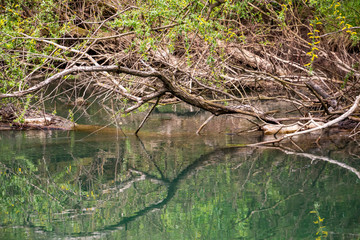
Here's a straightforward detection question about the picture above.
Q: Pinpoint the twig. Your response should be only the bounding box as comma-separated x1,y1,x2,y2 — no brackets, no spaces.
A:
196,114,215,135
319,26,360,38
135,96,161,135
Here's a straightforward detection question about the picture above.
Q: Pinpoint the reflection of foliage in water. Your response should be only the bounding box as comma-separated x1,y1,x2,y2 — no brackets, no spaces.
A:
0,131,360,239
0,156,64,230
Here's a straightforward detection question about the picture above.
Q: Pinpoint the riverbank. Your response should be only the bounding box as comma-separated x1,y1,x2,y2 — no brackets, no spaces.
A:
0,104,74,131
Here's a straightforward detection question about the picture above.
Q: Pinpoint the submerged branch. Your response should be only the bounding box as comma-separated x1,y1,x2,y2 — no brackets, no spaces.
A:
135,96,162,135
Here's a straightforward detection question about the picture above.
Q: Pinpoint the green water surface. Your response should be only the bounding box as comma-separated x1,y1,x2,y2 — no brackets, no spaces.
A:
0,110,360,239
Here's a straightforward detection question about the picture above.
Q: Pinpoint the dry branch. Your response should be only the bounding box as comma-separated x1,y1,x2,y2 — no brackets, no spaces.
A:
249,94,360,146
0,65,119,99
135,96,162,135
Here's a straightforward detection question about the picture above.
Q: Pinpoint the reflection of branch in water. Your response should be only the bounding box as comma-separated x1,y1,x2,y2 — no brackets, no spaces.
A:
101,168,170,194
136,136,166,180
102,174,146,194
328,232,360,239
103,149,229,228
69,147,234,238
236,147,360,224
237,191,303,223
241,156,257,190
282,150,360,180
128,168,170,186
258,145,360,180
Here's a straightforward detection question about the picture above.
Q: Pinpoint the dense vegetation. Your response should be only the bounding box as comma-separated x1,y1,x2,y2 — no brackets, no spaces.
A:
0,0,359,137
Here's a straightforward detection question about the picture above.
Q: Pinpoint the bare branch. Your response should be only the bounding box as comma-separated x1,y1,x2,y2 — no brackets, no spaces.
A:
135,96,162,135
0,65,118,99
248,95,360,146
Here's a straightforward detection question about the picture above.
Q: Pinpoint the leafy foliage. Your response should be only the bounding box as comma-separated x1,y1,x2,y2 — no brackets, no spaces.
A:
0,0,359,131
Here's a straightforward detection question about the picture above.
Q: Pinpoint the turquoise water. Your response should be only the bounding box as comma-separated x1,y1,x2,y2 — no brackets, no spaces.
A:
0,110,360,239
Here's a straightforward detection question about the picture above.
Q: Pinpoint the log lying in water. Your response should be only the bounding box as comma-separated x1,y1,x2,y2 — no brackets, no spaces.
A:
23,117,52,124
261,121,324,135
0,103,75,130
0,115,75,131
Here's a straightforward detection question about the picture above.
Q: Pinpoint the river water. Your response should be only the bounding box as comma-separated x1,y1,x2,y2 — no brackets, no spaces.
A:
0,104,359,239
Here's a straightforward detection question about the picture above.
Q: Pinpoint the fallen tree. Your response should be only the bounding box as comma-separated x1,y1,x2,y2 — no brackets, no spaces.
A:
0,0,360,140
